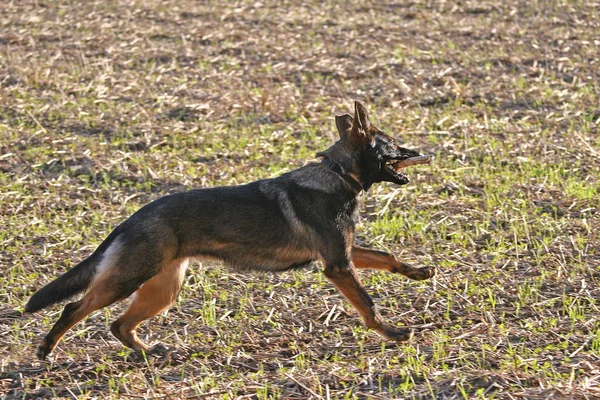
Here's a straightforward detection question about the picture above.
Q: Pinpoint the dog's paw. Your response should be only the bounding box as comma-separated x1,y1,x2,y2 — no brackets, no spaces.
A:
409,265,436,280
379,324,414,342
36,337,53,360
394,264,436,281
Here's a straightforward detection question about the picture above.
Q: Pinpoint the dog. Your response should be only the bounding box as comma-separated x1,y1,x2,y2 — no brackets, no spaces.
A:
26,101,434,360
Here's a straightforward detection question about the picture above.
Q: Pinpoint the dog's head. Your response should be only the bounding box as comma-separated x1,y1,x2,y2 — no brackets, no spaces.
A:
333,101,429,191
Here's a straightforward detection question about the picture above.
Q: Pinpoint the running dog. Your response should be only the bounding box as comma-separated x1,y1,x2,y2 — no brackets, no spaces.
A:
26,101,433,359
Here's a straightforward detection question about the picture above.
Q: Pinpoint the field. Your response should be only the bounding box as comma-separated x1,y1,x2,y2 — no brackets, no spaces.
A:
1,0,599,398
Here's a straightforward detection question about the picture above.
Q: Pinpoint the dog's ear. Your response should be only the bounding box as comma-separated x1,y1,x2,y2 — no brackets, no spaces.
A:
335,114,353,137
354,101,372,131
349,101,373,146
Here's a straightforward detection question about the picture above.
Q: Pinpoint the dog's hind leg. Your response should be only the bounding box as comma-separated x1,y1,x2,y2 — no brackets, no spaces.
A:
323,262,413,343
110,258,188,353
35,275,140,360
351,245,435,281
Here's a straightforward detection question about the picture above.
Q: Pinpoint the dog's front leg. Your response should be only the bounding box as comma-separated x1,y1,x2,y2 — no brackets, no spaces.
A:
351,245,435,281
323,263,413,342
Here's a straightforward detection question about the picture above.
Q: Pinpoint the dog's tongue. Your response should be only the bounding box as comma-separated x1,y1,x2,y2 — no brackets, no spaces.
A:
392,155,431,171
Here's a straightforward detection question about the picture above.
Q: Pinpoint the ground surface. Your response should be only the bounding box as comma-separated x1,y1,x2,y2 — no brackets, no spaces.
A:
1,0,599,399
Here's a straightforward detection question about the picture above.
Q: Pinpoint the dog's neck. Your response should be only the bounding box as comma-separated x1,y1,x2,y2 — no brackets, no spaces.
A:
320,157,364,194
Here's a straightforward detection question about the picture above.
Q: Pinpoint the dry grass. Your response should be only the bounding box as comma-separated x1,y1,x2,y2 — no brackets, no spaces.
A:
1,0,599,399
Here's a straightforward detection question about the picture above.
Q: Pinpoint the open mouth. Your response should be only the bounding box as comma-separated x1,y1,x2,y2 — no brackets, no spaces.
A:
384,155,431,182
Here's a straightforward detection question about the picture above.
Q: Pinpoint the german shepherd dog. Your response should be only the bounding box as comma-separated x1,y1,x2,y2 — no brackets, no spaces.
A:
26,101,434,360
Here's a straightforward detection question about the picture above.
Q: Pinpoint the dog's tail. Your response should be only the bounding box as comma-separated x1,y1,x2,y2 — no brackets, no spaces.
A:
25,253,101,313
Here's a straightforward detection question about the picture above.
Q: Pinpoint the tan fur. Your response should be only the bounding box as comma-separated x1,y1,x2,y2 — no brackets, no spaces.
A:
323,262,412,342
110,258,188,351
352,245,397,271
352,245,435,280
36,274,129,359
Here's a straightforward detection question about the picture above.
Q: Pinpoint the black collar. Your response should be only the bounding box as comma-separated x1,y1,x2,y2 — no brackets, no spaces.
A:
321,157,364,194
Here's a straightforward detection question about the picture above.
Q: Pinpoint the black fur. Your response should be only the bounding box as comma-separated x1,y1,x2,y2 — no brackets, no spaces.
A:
116,163,357,273
25,254,98,313
25,227,126,313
